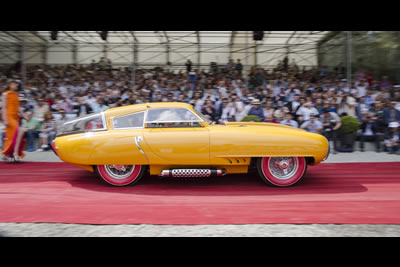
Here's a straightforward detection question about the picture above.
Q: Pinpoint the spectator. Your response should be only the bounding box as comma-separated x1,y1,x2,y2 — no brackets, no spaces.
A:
274,105,289,122
338,92,357,118
225,59,234,73
264,113,279,124
76,96,93,117
235,59,243,78
185,59,192,73
356,80,368,98
321,108,341,153
380,75,392,89
106,59,112,71
33,98,50,122
22,110,42,152
359,111,382,152
55,110,68,132
334,62,345,78
37,111,56,152
201,99,217,122
248,99,265,122
92,97,109,113
300,114,323,134
383,101,400,126
217,98,235,124
296,101,319,121
232,94,245,121
285,84,301,103
384,122,400,154
280,112,298,128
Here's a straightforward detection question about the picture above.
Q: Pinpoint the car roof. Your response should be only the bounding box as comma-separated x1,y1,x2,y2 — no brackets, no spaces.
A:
104,102,195,117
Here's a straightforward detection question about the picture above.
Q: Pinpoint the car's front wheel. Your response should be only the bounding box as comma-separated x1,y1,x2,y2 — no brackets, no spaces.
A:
95,165,146,186
257,157,307,187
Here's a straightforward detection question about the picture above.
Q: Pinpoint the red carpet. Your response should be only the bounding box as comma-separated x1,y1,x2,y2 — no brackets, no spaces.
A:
0,161,400,225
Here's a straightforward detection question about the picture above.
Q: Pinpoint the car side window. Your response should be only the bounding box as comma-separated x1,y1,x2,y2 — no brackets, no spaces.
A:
113,111,145,129
145,108,203,128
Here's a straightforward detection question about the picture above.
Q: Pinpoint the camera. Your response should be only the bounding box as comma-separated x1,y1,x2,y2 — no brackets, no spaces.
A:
324,119,337,132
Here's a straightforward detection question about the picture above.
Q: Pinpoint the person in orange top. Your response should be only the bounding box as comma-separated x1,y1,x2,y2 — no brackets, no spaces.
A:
1,80,26,162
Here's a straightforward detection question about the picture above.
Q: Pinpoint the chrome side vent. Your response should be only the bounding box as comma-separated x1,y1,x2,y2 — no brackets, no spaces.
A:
160,169,226,178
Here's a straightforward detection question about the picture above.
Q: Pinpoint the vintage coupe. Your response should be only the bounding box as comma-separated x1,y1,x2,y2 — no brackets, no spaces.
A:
52,102,329,187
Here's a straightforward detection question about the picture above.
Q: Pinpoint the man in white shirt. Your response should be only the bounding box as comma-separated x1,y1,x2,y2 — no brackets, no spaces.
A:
285,84,301,102
273,80,283,97
291,94,301,113
296,101,319,121
356,80,368,98
217,98,235,124
217,81,227,97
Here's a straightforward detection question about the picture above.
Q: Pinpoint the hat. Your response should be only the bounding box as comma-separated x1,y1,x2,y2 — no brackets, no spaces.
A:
389,122,399,128
251,99,261,105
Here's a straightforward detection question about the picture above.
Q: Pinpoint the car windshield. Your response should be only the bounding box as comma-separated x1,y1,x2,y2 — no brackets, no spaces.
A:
146,108,200,122
193,108,211,125
144,107,207,128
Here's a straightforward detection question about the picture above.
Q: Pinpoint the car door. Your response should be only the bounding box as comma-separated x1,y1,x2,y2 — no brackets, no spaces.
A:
142,108,210,165
89,111,149,165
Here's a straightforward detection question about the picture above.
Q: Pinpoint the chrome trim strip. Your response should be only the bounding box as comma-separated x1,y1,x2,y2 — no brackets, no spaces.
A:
159,169,226,177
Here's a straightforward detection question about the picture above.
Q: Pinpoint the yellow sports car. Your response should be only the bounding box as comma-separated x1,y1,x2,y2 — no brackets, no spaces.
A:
51,102,329,187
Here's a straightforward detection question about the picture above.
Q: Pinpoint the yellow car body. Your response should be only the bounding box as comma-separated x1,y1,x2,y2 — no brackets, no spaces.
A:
53,102,329,186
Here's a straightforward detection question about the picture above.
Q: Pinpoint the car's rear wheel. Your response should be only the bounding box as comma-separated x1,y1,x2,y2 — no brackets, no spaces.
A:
95,165,146,186
256,157,307,187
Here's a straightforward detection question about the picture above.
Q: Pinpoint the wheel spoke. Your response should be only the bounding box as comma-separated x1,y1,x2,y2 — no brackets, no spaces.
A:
105,165,135,180
268,157,298,180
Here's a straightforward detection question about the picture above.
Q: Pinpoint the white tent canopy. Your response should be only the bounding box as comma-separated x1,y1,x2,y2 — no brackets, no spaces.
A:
0,31,327,69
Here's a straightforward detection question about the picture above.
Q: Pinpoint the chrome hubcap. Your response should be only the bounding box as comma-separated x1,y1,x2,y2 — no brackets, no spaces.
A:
268,157,299,180
104,165,135,180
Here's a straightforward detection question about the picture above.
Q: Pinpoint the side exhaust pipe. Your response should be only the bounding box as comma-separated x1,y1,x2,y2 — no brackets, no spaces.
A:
160,168,226,178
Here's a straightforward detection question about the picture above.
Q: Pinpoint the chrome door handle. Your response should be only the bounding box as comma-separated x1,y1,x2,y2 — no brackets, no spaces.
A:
134,136,148,162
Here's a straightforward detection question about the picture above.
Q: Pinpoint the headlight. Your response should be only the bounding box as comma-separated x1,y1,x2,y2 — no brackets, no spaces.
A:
323,145,330,161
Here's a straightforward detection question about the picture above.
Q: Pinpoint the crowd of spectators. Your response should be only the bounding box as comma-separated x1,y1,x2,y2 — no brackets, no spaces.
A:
1,56,400,154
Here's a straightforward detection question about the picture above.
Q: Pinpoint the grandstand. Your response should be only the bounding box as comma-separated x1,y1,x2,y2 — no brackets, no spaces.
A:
1,31,400,154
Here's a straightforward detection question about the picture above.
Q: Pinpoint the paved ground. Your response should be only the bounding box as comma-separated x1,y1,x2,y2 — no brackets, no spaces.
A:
6,149,399,164
2,223,400,237
1,150,399,237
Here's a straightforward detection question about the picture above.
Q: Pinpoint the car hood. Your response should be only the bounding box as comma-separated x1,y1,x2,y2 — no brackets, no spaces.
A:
223,122,306,132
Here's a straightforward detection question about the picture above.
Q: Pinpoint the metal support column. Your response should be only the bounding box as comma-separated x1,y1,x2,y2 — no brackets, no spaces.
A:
103,43,108,59
132,39,138,91
346,31,352,88
255,41,258,66
20,32,26,90
196,31,201,70
42,44,47,65
245,31,249,86
72,43,78,65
